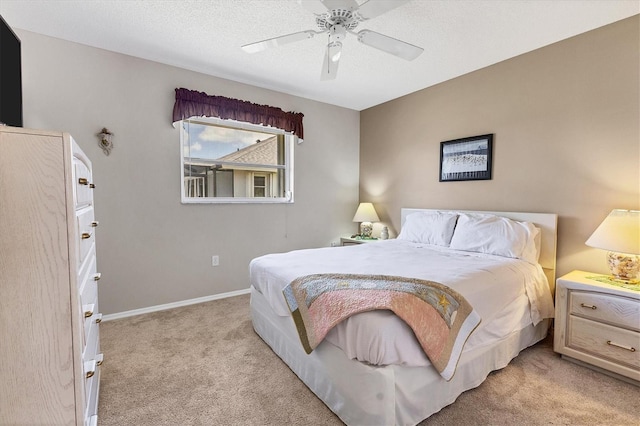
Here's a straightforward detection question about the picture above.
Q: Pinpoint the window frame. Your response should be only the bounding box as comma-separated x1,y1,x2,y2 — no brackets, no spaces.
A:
180,117,295,204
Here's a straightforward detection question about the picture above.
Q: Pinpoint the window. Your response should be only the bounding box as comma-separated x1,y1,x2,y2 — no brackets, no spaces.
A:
180,117,294,203
253,174,267,197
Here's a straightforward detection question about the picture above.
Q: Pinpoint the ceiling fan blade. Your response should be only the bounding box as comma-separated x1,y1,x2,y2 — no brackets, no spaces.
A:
241,30,317,53
320,42,342,80
322,0,359,10
355,0,410,20
356,29,423,60
297,0,328,15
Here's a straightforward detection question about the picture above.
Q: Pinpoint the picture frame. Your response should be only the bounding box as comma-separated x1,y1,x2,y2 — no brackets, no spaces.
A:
439,134,494,182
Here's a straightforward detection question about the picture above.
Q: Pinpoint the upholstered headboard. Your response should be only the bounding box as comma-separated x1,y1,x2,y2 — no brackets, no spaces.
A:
401,208,558,292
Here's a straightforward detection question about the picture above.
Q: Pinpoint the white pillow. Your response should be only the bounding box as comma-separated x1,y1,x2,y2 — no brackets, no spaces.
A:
397,211,459,246
449,213,540,263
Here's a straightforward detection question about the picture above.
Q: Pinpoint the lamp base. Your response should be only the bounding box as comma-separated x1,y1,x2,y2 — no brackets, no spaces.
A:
607,251,639,280
360,222,373,238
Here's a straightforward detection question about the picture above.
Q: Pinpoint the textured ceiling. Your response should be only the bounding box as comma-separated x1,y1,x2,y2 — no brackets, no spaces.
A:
1,0,638,111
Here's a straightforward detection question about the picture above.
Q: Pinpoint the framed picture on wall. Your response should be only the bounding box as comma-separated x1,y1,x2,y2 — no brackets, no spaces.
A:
439,134,494,182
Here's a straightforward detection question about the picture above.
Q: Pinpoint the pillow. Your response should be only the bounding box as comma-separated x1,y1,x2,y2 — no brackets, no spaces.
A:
449,213,540,263
397,211,459,246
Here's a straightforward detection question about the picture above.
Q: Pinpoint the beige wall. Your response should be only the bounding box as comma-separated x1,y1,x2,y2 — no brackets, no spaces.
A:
360,16,639,279
17,30,360,315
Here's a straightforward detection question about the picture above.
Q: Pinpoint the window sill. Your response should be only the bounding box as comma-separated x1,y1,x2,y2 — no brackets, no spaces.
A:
181,197,294,204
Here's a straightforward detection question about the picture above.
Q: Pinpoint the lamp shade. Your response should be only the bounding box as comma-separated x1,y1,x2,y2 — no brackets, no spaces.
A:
585,209,640,255
352,202,380,223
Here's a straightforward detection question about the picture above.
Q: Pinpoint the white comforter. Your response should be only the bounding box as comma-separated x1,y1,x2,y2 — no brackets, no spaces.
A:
249,239,554,367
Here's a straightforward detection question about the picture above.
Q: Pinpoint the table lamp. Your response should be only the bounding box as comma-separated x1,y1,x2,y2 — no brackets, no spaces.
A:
352,202,379,238
585,209,640,280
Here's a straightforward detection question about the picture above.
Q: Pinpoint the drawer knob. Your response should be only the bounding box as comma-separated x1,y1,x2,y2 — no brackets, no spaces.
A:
91,221,99,228
84,359,96,379
89,183,95,189
94,272,102,281
83,303,95,318
606,340,636,352
81,232,91,240
96,353,104,367
580,303,597,310
78,177,89,185
95,313,103,324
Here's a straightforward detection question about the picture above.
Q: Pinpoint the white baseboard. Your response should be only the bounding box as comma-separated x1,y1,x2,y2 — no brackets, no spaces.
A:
101,288,251,322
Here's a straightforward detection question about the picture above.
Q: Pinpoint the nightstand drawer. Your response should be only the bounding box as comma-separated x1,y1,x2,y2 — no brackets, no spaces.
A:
570,291,640,331
568,316,640,369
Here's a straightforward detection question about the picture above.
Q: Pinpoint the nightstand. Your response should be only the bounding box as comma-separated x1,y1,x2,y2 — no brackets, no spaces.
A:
340,236,380,246
554,270,640,384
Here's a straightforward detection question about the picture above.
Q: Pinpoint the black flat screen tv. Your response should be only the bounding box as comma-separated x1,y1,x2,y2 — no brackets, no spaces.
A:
0,14,23,127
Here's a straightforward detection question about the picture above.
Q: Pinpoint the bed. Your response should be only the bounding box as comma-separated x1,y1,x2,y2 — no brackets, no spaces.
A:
249,209,557,425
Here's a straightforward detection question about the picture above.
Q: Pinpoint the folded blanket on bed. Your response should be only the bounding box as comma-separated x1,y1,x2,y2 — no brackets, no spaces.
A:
282,273,481,381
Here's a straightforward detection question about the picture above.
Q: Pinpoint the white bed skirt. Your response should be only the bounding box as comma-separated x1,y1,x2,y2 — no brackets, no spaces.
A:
250,286,549,426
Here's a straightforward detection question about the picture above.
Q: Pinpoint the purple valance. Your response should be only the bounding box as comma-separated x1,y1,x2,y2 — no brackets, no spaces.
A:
172,88,304,139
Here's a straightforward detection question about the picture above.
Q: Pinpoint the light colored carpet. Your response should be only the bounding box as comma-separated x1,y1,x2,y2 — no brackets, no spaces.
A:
98,294,639,425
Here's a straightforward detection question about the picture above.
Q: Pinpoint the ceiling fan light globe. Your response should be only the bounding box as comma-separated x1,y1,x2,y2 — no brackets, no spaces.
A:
329,24,347,42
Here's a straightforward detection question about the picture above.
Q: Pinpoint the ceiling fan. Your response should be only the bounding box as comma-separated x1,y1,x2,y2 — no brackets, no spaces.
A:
241,0,424,80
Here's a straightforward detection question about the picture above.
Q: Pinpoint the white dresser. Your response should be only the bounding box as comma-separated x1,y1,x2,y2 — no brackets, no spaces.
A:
554,270,639,384
0,127,102,425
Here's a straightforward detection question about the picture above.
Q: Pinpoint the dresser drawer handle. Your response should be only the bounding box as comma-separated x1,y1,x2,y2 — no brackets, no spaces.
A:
94,272,102,281
83,304,95,318
84,359,96,379
78,177,89,185
81,232,91,240
606,340,636,352
96,353,104,367
95,313,103,324
580,303,597,310
89,183,95,189
91,221,99,228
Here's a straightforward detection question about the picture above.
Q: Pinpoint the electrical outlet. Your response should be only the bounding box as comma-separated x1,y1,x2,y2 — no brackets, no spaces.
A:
211,255,219,266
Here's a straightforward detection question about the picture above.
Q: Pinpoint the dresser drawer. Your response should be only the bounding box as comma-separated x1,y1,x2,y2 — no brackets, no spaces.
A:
79,315,101,359
85,363,101,421
570,291,640,331
74,157,93,208
81,294,98,344
83,305,100,362
567,315,640,369
77,207,96,268
79,253,98,306
78,244,95,285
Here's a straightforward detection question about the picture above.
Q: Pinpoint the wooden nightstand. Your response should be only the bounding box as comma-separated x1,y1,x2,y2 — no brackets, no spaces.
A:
554,270,640,384
340,236,380,246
